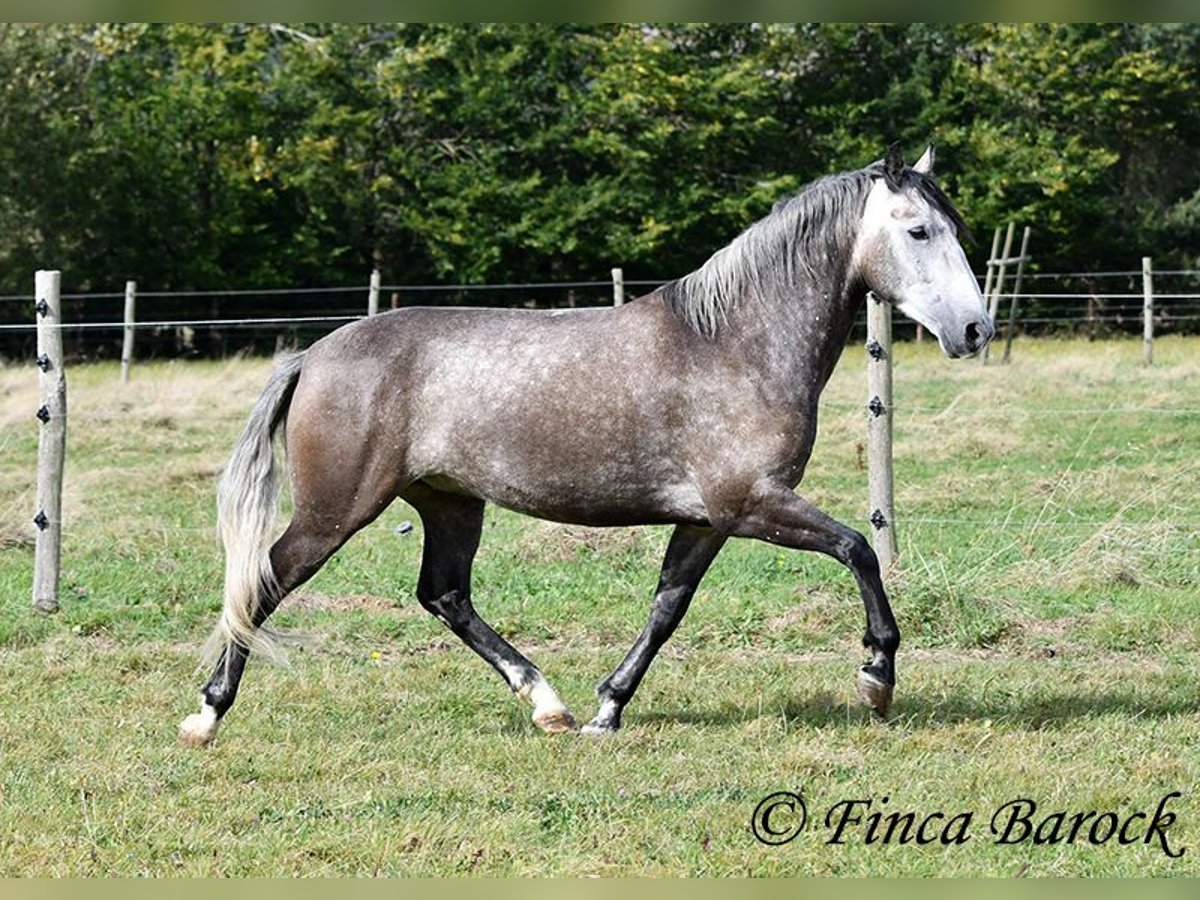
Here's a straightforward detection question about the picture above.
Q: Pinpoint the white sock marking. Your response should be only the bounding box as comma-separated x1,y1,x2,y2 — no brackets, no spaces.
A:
179,700,221,745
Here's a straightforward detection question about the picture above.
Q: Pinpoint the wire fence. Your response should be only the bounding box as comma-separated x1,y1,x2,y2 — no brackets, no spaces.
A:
4,265,1200,611
2,395,1196,543
2,267,1200,358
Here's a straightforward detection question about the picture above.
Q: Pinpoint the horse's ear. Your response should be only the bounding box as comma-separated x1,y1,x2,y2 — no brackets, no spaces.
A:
884,142,905,190
913,143,935,175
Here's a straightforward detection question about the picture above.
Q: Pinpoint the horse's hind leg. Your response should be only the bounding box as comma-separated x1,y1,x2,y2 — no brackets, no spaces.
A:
407,485,576,733
178,515,369,746
583,525,726,734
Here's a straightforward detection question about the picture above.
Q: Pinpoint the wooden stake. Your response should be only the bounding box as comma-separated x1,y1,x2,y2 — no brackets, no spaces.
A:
1001,227,1031,364
1143,257,1154,366
612,267,625,306
34,270,66,614
120,280,136,384
368,268,380,317
866,294,897,572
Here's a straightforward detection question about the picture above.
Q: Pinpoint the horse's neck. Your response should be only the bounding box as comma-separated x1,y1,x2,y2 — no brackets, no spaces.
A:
728,273,864,405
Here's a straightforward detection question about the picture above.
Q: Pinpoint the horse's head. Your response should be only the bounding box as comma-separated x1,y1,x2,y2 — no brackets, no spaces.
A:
853,144,994,358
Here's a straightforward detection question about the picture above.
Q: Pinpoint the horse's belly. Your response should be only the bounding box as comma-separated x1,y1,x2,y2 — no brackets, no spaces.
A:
416,466,710,528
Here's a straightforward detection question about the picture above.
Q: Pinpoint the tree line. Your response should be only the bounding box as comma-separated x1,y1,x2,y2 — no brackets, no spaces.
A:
2,23,1198,298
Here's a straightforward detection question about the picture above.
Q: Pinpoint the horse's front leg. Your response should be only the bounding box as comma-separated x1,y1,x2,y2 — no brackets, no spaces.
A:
730,480,899,717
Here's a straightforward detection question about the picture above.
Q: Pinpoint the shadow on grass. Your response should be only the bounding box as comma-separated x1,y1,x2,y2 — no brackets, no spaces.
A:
635,682,1200,732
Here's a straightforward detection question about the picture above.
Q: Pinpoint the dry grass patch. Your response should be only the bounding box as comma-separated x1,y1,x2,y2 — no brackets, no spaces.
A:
513,521,647,563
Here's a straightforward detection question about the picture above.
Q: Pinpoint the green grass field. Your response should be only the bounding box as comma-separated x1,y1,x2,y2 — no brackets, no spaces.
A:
1,335,1197,876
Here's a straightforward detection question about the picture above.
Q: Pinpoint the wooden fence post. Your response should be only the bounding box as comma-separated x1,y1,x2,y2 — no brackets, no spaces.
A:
1142,257,1154,366
981,222,1015,364
120,279,136,384
33,270,66,614
866,293,897,572
612,267,625,306
1001,226,1032,364
367,268,380,317
980,227,1001,321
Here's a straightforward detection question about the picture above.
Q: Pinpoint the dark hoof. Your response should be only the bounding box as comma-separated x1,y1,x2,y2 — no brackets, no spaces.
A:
856,668,894,718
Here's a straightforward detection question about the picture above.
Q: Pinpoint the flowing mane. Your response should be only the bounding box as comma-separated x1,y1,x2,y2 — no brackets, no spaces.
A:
661,162,970,337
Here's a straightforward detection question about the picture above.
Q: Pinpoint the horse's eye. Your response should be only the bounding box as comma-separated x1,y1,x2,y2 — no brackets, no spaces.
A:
908,226,930,241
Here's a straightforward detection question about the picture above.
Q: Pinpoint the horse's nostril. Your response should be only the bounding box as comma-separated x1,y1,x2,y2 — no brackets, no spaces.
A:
965,322,981,347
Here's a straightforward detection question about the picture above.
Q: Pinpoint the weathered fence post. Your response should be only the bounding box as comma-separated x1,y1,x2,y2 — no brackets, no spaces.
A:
34,270,66,614
612,267,625,306
1001,226,1032,364
981,222,1015,364
1085,294,1099,341
1142,257,1154,366
980,227,1002,322
866,292,897,572
367,268,380,317
120,279,136,384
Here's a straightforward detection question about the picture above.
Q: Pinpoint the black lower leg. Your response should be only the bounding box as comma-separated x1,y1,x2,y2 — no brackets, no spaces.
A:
419,586,541,689
198,573,287,716
588,526,724,732
843,535,900,687
731,483,901,715
201,645,247,716
411,489,550,697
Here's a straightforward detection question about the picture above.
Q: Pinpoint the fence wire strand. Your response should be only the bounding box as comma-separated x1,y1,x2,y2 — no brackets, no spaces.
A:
6,269,1200,577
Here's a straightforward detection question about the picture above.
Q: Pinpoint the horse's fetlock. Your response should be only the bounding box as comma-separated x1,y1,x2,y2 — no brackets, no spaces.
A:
876,626,900,655
202,684,234,717
863,625,899,656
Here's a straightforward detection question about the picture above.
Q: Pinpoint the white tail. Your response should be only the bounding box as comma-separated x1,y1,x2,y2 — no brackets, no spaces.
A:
202,352,306,669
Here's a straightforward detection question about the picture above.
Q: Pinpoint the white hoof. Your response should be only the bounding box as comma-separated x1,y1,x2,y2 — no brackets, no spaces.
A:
533,708,579,734
856,669,894,718
580,699,621,735
178,703,220,747
516,676,578,734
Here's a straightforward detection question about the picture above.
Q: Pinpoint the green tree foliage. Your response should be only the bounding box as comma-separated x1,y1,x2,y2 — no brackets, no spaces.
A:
942,24,1200,265
1,23,1197,295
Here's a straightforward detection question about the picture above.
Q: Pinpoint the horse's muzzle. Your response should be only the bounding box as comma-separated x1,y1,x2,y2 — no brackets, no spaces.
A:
949,316,995,358
965,318,995,353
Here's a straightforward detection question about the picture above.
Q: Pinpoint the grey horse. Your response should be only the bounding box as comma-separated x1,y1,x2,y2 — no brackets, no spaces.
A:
181,144,993,746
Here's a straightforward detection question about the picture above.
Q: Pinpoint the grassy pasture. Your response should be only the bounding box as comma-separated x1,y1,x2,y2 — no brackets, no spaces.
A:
0,335,1197,876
